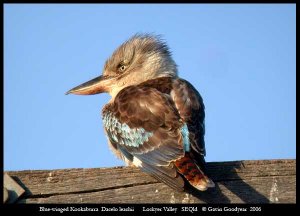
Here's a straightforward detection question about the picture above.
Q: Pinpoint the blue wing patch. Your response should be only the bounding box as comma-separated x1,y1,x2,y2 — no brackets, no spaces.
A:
103,112,190,152
181,123,190,152
103,112,153,147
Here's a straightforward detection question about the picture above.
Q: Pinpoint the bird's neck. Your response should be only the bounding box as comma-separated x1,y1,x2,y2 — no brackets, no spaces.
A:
109,86,126,100
108,75,176,104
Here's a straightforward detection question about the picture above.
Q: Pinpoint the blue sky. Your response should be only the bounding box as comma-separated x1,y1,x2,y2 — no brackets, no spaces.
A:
4,4,296,171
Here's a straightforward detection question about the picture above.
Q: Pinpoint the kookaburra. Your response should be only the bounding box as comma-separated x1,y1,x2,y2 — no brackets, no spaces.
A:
66,34,215,191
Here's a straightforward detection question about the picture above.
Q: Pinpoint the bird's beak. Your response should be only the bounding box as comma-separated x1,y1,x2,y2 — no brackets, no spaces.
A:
65,75,111,95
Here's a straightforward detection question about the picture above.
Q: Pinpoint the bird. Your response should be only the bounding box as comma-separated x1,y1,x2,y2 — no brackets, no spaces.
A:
66,33,215,192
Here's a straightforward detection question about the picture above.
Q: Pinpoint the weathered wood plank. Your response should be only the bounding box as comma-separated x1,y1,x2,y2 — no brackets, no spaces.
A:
5,159,295,204
22,176,295,204
8,167,156,197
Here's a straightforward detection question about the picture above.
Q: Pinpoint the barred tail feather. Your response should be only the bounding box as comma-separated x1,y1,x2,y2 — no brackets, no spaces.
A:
174,154,215,191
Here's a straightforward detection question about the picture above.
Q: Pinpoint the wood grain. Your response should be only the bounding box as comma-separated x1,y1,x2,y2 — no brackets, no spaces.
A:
5,159,295,204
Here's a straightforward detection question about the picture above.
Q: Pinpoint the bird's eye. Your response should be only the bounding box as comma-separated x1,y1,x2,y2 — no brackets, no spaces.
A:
119,65,126,71
117,63,128,73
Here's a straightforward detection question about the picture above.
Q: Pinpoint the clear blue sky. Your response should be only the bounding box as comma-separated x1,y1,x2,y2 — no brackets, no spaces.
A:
4,4,296,171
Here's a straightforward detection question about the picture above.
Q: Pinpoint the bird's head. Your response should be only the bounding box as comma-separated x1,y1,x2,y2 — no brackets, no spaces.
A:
66,34,178,98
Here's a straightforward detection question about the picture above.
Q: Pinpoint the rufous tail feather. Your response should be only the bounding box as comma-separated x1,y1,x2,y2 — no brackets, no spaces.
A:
174,154,215,191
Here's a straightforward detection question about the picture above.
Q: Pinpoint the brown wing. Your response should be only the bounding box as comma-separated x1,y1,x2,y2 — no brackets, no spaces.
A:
170,79,215,191
171,78,206,166
103,85,186,190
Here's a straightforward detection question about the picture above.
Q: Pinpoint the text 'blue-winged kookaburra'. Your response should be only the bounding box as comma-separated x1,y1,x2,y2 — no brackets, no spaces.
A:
66,34,215,192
